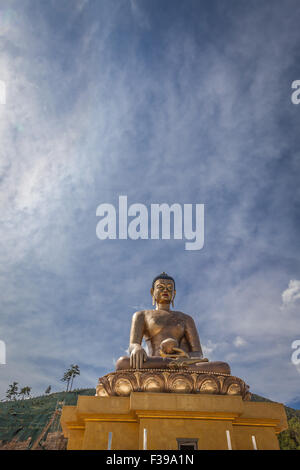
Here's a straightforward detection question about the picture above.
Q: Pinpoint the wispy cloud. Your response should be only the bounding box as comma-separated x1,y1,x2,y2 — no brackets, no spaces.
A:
282,280,300,308
130,0,150,29
0,0,300,405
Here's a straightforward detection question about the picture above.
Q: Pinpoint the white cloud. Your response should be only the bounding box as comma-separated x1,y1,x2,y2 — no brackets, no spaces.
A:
202,340,219,357
282,280,300,308
233,336,247,348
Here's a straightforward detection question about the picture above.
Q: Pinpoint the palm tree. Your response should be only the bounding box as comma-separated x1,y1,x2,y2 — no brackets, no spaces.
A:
6,382,19,400
61,365,80,392
19,386,31,400
69,365,80,391
61,370,72,392
19,387,26,400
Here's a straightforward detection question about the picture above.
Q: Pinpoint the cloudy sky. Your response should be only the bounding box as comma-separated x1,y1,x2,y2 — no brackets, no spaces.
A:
0,0,300,407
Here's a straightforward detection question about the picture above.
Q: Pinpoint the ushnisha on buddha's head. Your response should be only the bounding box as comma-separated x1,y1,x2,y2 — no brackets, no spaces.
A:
150,272,176,309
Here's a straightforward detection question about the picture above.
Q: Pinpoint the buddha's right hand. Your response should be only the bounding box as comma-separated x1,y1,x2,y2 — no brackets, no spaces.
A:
130,345,147,369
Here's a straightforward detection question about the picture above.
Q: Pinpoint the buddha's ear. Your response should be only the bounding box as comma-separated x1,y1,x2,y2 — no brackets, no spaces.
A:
150,288,155,306
173,290,176,299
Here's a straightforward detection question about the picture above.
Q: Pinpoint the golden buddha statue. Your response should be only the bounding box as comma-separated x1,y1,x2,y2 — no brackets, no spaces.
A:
116,272,230,375
97,273,250,398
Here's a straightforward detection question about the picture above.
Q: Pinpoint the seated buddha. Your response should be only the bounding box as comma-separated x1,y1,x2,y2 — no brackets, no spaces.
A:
116,272,230,374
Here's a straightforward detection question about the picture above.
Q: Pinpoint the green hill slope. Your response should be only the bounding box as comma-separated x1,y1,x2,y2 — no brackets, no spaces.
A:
0,388,96,448
0,390,299,450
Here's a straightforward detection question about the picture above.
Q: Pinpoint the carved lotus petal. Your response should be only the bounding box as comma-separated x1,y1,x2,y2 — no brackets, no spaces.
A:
114,378,133,396
199,379,218,394
227,383,241,395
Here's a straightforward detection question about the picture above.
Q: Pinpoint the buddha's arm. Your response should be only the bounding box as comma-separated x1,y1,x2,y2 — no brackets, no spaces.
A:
129,311,148,368
184,315,204,358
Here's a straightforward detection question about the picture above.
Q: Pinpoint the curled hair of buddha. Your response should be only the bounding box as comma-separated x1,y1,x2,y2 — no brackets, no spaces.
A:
152,272,175,290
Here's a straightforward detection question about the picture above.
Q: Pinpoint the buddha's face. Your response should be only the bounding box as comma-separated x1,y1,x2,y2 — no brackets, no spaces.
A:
151,279,176,305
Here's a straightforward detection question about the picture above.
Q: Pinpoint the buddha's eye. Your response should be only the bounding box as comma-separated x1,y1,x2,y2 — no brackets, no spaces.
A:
156,284,173,291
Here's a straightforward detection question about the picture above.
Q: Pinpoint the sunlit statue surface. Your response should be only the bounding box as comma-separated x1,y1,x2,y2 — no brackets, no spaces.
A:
96,273,250,398
116,272,230,374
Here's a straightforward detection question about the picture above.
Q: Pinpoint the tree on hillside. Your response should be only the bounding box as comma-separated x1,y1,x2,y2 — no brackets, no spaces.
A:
69,364,80,391
19,386,32,400
61,370,72,392
45,385,51,394
279,416,300,450
6,382,19,400
61,365,80,392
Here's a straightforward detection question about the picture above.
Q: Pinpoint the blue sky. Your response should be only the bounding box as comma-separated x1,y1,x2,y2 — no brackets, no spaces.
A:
0,0,300,407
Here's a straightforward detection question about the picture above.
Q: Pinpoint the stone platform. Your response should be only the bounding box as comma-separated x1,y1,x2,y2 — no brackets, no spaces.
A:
96,369,251,400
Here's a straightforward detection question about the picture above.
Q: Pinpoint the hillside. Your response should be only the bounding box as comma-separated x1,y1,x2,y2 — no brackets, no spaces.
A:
0,390,299,450
0,388,96,450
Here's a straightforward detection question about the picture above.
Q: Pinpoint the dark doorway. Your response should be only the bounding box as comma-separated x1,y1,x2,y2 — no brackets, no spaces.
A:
177,438,198,450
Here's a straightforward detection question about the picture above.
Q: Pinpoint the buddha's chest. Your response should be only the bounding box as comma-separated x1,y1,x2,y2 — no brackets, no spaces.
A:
145,312,185,338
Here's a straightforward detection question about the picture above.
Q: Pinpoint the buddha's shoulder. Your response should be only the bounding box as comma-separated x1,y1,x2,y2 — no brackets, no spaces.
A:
134,309,158,316
132,309,154,319
132,309,146,318
132,309,165,318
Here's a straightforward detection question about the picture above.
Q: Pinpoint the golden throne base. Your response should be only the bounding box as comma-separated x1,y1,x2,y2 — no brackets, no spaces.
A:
96,369,251,400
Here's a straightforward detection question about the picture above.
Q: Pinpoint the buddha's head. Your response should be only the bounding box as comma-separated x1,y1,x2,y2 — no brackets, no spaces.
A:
150,272,176,307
